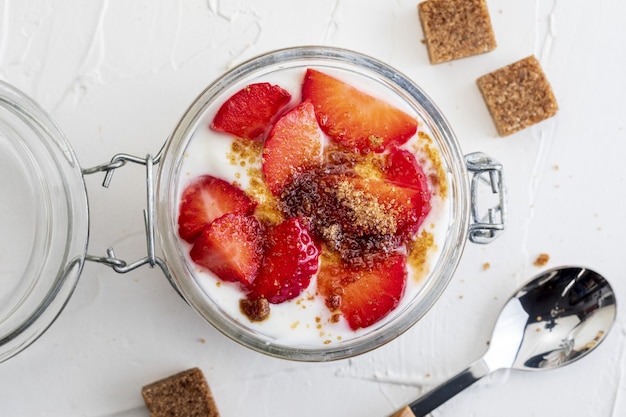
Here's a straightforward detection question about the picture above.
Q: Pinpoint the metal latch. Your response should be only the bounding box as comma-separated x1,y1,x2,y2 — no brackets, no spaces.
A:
465,152,506,244
82,152,173,282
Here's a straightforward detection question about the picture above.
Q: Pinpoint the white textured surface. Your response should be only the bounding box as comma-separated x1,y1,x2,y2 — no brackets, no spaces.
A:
1,1,626,416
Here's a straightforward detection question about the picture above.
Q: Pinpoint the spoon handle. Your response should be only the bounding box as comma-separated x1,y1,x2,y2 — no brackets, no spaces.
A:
390,358,491,417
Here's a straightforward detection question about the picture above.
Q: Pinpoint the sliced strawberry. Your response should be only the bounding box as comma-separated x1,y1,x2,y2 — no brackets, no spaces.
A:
317,253,407,330
383,146,431,194
210,82,291,140
379,146,432,232
178,175,257,243
302,68,417,154
262,100,323,196
384,148,431,233
347,176,430,239
248,217,320,304
190,213,264,287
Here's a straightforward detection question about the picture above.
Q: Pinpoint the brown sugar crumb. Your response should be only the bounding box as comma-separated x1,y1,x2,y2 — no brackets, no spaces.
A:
418,0,497,64
247,168,283,226
325,294,342,311
141,368,220,417
533,253,550,267
416,132,448,199
228,140,285,224
240,297,271,322
228,139,262,166
407,230,435,280
477,56,558,136
335,179,398,235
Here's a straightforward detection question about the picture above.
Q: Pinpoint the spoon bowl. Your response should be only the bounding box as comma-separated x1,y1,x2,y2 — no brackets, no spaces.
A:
391,266,616,417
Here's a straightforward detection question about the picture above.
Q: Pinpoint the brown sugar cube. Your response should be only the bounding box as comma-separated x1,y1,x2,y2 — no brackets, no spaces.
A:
141,368,220,417
477,56,559,136
418,0,497,64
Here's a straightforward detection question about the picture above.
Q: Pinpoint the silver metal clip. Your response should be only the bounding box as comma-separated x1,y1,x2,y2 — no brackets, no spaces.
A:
83,153,173,282
465,152,506,244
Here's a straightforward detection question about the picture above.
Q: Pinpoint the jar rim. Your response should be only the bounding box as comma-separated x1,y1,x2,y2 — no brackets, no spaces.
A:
156,46,471,361
0,80,89,363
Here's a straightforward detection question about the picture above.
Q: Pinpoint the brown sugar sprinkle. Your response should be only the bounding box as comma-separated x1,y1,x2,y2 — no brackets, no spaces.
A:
141,368,220,417
477,56,558,136
353,153,386,180
415,132,448,199
326,293,342,311
240,297,271,322
227,137,284,224
534,253,550,267
407,229,435,281
229,138,262,163
418,0,497,64
335,179,398,235
280,169,404,264
246,160,284,225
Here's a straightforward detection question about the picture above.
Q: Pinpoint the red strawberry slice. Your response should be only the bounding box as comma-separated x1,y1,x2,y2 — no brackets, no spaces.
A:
383,145,431,194
318,253,407,330
190,213,264,288
329,174,428,238
210,82,292,140
178,175,257,243
248,217,320,304
262,100,323,196
379,146,432,232
348,176,430,239
302,68,417,154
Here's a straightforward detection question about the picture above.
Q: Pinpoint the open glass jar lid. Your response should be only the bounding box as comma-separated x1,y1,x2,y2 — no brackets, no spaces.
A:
0,80,89,362
0,46,505,363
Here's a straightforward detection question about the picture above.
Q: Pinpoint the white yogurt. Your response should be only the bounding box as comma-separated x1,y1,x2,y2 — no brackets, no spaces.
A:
176,66,451,347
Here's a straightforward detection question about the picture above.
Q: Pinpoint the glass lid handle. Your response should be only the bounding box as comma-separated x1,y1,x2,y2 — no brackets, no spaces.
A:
82,152,174,284
465,152,506,244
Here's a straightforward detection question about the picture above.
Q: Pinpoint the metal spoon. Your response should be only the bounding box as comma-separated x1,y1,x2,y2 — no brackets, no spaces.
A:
390,266,617,417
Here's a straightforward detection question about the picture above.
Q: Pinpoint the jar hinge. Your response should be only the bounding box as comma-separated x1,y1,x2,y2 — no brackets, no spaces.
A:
82,152,175,286
465,152,506,244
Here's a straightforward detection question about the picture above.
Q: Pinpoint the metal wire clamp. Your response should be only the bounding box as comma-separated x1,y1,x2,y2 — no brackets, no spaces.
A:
465,152,506,244
82,152,173,282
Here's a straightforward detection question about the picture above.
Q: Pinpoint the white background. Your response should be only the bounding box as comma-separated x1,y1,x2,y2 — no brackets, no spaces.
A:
1,1,626,416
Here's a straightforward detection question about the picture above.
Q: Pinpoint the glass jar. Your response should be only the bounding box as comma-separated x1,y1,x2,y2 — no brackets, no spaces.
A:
156,46,505,361
0,46,505,363
0,80,89,362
